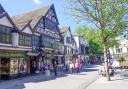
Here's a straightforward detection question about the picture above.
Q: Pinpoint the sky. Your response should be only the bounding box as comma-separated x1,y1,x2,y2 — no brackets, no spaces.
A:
0,0,83,32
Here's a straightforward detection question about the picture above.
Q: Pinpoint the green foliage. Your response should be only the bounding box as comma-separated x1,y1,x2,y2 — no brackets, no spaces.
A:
75,27,103,55
67,0,128,45
67,0,128,80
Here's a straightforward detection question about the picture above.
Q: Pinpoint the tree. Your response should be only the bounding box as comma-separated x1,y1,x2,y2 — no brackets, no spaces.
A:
67,0,128,81
75,27,103,55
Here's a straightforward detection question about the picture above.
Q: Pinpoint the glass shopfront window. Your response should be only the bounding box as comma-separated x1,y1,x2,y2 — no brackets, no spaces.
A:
0,51,27,79
1,58,10,74
19,58,26,73
10,58,18,74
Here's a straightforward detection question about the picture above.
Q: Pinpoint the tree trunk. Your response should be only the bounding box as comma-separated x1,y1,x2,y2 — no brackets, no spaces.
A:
103,45,111,81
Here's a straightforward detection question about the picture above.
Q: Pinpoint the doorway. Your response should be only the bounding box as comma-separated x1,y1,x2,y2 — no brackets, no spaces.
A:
30,57,38,74
1,58,10,80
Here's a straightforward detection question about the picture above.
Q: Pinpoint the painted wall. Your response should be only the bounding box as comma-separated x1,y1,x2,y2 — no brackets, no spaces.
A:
23,26,32,34
64,30,73,47
0,16,13,27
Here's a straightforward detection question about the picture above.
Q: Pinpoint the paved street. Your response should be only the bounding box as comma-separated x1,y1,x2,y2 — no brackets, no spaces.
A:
0,65,99,89
86,69,128,89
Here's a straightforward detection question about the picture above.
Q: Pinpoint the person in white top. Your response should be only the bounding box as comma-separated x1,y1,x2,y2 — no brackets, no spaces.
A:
69,61,74,74
98,63,106,76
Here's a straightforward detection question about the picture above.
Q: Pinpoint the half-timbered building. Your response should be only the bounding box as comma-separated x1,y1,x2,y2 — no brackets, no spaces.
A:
60,27,77,65
12,4,64,73
0,4,29,80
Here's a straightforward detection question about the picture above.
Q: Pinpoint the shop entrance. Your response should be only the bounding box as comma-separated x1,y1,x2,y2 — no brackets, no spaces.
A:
1,58,10,80
30,57,38,74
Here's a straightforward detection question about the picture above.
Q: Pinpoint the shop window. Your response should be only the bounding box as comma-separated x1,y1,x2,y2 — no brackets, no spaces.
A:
10,58,18,74
19,58,26,73
1,58,10,74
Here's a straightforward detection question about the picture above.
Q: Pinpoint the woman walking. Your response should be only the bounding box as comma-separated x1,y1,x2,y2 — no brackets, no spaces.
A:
75,58,81,74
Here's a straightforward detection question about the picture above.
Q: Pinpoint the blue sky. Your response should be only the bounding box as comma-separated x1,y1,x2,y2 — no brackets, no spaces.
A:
0,0,83,32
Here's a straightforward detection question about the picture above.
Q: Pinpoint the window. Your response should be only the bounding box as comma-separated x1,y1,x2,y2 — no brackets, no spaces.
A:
0,25,12,43
32,35,39,50
33,35,39,46
19,34,32,46
42,35,55,48
44,18,58,31
66,36,72,44
85,47,89,54
116,48,122,53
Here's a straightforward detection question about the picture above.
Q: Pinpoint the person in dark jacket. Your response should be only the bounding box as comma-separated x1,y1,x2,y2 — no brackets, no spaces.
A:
53,61,58,76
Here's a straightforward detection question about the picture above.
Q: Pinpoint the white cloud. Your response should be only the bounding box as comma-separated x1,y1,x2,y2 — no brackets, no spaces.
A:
33,0,42,4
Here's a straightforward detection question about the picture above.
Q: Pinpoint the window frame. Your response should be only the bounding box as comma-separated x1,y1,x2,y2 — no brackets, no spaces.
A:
0,24,12,44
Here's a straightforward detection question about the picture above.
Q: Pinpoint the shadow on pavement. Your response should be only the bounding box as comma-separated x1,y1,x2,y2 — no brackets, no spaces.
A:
0,72,68,89
0,64,99,89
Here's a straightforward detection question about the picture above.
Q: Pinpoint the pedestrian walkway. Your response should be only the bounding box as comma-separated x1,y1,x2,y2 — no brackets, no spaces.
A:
0,65,99,89
86,69,128,89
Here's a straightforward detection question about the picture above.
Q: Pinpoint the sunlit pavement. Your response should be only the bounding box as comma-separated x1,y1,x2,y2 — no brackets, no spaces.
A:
86,69,128,89
0,65,99,89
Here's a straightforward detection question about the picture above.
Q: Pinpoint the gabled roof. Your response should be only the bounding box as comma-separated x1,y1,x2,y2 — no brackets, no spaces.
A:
60,26,69,34
0,4,19,32
60,26,77,46
11,5,51,30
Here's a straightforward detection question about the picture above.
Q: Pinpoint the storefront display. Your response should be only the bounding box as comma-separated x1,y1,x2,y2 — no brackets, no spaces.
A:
0,51,26,80
19,58,27,73
1,58,10,80
1,58,10,75
10,58,18,74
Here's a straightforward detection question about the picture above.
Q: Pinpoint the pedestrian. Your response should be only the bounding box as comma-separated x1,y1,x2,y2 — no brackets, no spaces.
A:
98,63,106,76
45,65,51,78
53,61,58,76
75,58,81,74
69,61,74,74
63,64,68,73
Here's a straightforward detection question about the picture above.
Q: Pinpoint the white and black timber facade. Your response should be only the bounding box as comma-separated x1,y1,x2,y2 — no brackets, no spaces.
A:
0,4,64,80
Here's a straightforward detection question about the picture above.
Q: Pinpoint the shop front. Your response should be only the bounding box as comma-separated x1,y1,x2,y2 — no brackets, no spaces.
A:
42,48,54,66
29,56,39,74
0,51,26,80
27,52,40,74
54,51,64,71
65,54,73,65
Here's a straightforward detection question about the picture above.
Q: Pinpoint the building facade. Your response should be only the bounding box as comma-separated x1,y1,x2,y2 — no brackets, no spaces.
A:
60,27,77,65
109,36,128,67
73,34,90,64
0,4,64,80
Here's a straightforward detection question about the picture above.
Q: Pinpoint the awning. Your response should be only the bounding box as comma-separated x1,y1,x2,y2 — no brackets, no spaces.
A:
26,52,40,56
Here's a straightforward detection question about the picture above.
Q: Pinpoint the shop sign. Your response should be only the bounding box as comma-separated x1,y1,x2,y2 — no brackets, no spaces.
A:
0,51,25,57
